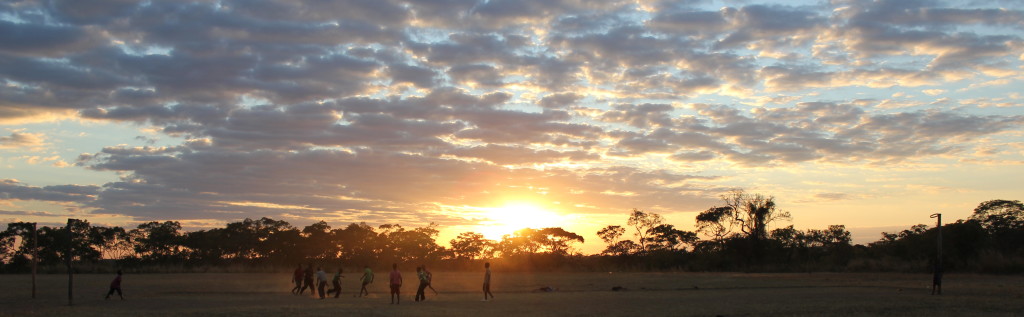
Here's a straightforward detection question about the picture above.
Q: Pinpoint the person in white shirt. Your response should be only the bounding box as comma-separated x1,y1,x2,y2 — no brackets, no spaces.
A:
316,267,329,299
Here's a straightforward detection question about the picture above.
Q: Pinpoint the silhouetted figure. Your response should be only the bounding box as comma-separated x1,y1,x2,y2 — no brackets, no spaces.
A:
291,264,304,295
482,262,494,301
299,264,316,296
389,263,402,304
104,270,124,300
415,266,428,302
932,263,943,295
326,268,344,298
357,265,373,297
316,267,328,299
422,264,437,295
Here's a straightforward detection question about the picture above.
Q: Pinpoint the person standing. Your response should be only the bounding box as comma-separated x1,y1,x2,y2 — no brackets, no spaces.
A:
389,263,403,305
316,266,329,299
104,270,124,300
932,263,943,295
357,265,373,297
291,264,304,295
482,262,494,301
326,268,344,298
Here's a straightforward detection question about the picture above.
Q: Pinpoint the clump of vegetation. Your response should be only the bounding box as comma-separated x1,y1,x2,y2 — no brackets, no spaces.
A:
2,195,1021,274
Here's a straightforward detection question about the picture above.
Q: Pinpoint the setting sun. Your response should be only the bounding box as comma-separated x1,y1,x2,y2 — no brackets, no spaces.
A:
478,202,563,240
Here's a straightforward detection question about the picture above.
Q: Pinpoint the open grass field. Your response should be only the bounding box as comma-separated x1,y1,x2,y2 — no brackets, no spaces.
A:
1,271,1022,316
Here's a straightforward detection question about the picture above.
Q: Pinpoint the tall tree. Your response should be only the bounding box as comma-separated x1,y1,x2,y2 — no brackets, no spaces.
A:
699,190,790,243
496,228,543,256
449,232,491,260
537,227,585,255
90,226,132,260
969,199,1024,232
969,199,1024,253
719,190,790,242
597,225,632,255
627,209,664,254
301,221,336,260
131,221,184,262
335,222,378,265
696,206,734,248
645,224,698,252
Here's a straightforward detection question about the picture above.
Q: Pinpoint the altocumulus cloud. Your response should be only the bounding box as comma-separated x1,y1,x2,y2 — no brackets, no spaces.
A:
0,0,1021,225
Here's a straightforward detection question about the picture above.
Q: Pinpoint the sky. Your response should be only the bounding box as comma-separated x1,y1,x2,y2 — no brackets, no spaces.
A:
1,0,1022,254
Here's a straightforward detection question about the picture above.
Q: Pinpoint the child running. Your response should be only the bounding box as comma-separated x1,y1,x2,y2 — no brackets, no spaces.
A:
389,263,402,304
415,266,427,302
299,263,316,296
356,265,373,297
104,270,124,300
316,266,328,299
326,268,344,298
290,264,303,294
423,264,437,295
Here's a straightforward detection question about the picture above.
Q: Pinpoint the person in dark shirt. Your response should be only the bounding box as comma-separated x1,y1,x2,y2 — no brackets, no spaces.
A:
932,263,943,295
415,265,429,302
291,264,304,295
105,270,124,300
299,263,316,296
326,268,344,298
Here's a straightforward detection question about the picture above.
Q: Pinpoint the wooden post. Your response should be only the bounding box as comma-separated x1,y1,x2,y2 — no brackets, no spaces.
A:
66,218,73,306
32,222,37,299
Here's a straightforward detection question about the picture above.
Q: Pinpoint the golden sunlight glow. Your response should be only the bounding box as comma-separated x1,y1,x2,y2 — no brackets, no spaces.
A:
478,202,563,240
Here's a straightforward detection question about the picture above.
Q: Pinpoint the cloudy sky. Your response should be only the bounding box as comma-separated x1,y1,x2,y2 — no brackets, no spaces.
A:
2,0,1022,253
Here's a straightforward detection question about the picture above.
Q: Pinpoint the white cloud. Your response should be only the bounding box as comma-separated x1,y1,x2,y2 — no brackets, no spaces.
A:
0,0,1020,235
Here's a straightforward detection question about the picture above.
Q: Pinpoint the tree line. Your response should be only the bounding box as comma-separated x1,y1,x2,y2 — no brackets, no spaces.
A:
2,191,1021,273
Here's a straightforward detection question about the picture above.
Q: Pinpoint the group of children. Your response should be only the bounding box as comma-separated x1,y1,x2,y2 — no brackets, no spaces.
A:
290,263,371,299
289,262,494,303
101,262,495,303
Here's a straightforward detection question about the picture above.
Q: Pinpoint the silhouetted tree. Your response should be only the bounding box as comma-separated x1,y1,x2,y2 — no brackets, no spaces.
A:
91,226,132,260
496,229,542,256
645,224,698,252
131,221,184,262
381,223,445,262
537,227,585,255
300,221,336,260
969,199,1024,254
449,232,491,260
1,222,37,269
696,206,734,249
627,209,664,254
182,229,228,264
597,225,631,255
335,222,378,265
720,190,790,242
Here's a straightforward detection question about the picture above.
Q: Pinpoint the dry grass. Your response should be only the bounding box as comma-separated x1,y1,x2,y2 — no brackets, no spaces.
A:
1,271,1022,316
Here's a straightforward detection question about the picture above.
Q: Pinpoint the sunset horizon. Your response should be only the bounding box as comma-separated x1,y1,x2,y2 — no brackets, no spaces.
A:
2,0,1022,255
